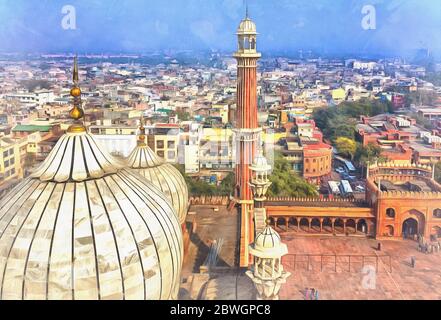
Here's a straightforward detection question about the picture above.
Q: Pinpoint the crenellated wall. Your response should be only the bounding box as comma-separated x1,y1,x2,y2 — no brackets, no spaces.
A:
189,196,230,206
266,196,369,205
378,191,441,199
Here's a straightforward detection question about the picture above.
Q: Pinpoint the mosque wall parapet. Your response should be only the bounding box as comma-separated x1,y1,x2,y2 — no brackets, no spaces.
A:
265,196,368,205
189,195,230,206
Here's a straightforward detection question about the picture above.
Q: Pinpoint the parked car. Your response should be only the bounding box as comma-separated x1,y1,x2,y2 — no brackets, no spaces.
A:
335,167,345,174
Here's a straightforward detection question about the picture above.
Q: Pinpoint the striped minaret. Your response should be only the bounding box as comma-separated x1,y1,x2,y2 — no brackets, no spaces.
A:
233,12,261,267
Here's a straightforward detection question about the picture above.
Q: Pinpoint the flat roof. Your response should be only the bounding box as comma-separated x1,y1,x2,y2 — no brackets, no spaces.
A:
409,142,441,155
418,108,441,114
379,180,436,192
12,124,52,132
356,123,378,133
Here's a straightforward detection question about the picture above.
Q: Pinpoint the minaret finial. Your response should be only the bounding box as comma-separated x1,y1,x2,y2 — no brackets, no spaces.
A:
67,55,85,133
245,0,249,18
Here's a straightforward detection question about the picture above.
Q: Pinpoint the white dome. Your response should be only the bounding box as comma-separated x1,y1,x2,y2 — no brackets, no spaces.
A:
0,131,183,300
255,226,281,249
250,153,271,172
250,226,288,259
237,17,257,34
126,144,189,225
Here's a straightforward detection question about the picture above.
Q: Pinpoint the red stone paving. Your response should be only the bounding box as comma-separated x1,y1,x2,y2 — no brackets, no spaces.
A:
279,235,441,300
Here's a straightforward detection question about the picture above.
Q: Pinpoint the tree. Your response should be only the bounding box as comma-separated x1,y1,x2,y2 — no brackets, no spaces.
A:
174,164,233,196
188,179,217,196
405,90,437,108
176,110,191,121
20,80,52,91
354,143,382,166
335,137,357,160
354,143,387,177
267,153,318,198
174,155,318,198
435,162,441,184
328,116,357,141
218,172,235,195
313,99,392,143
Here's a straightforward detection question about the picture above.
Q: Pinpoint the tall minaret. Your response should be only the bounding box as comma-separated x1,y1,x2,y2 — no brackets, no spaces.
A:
233,10,262,267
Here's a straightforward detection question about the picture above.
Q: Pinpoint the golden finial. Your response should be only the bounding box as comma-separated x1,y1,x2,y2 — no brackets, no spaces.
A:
73,56,79,84
68,55,86,133
138,114,146,146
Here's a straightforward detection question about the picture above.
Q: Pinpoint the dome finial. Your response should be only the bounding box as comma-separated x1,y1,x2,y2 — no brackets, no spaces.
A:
68,55,86,133
245,0,249,18
138,114,146,146
73,55,79,84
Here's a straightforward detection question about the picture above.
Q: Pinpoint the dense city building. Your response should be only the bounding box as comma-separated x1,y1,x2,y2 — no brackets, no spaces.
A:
357,114,441,164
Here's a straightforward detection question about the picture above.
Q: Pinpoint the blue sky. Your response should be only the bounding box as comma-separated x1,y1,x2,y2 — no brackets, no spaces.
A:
0,0,440,58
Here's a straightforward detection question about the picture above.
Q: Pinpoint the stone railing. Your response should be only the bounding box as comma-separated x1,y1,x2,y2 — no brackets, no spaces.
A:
189,195,230,206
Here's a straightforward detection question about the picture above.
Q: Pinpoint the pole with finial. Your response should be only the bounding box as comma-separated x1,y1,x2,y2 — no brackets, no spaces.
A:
68,56,86,133
138,114,147,146
242,0,250,18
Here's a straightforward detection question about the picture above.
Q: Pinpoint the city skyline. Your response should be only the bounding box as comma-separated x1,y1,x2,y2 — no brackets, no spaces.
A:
0,0,440,60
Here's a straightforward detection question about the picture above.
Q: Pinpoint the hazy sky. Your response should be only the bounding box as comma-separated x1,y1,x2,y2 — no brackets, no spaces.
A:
0,0,440,58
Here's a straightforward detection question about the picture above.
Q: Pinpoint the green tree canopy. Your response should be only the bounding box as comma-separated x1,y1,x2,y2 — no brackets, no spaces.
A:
174,164,234,196
335,137,357,160
354,142,382,166
267,153,318,198
217,172,235,195
313,99,393,142
435,162,441,184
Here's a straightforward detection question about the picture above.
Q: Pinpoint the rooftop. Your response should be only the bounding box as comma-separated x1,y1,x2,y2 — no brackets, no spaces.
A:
378,179,436,192
12,124,52,132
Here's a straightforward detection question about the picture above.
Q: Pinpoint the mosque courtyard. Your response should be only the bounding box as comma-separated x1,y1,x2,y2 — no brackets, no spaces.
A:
279,235,441,300
180,206,441,300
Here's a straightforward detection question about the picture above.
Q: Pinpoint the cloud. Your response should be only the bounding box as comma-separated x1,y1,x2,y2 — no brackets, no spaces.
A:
155,20,169,35
190,20,216,47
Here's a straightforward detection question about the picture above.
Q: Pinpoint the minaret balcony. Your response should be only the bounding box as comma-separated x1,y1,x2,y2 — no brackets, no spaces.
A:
234,51,261,59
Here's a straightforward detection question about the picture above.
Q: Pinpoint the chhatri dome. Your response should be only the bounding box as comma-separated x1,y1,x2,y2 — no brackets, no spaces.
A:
237,7,257,35
0,58,183,300
126,119,189,225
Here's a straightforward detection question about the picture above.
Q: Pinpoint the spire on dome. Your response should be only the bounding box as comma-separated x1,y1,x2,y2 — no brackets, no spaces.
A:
245,0,249,18
68,55,86,133
73,55,79,84
138,114,147,146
